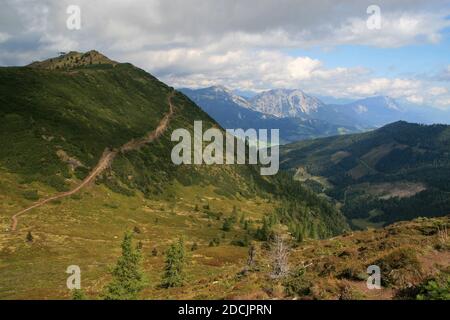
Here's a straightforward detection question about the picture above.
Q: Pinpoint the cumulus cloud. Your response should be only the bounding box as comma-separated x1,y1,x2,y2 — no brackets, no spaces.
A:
406,95,425,105
349,78,422,98
0,0,449,108
126,48,369,94
429,87,448,96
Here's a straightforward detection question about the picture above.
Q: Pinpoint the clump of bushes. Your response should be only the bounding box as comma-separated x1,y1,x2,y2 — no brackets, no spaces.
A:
209,237,220,247
231,235,250,247
395,270,450,300
22,190,39,201
416,273,450,300
338,266,367,281
284,268,312,297
222,217,234,232
374,247,422,287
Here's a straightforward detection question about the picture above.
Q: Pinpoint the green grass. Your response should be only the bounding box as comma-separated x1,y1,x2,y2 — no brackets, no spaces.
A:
0,170,277,299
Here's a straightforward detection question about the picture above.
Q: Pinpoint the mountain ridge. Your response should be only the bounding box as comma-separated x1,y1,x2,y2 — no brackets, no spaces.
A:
182,85,450,134
249,88,325,118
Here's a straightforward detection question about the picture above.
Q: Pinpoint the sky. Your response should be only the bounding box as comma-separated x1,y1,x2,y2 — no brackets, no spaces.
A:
1,0,450,108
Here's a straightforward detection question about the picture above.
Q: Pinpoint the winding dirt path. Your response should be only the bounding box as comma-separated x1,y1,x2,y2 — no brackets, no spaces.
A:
10,91,175,231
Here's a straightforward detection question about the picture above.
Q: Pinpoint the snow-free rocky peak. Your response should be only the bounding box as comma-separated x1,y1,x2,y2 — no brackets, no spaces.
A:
250,89,326,118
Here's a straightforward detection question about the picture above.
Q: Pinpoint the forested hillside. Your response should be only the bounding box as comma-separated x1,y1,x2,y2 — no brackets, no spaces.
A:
281,121,450,228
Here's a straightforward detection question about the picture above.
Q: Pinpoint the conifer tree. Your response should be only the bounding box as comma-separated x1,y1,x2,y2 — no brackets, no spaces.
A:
103,232,145,300
162,238,185,288
256,217,271,241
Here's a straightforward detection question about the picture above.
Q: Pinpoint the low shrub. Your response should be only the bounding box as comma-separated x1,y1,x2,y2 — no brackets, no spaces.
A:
374,247,421,287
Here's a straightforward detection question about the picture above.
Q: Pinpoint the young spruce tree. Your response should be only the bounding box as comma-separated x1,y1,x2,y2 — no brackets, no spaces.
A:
162,238,186,288
103,232,145,300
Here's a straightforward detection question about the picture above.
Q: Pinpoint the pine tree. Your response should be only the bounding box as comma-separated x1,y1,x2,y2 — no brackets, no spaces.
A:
162,238,185,288
256,217,271,241
103,232,145,300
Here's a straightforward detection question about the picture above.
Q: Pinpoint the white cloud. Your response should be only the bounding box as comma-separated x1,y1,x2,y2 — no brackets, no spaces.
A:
127,48,368,94
287,57,322,80
2,0,450,57
0,0,449,108
406,95,425,104
347,78,422,99
429,87,448,96
316,11,450,48
436,97,450,108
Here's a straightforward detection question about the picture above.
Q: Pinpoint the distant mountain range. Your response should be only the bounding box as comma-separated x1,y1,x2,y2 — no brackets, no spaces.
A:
180,86,359,144
180,86,450,144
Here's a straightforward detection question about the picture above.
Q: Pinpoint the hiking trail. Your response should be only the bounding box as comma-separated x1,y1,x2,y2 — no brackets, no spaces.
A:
10,91,175,231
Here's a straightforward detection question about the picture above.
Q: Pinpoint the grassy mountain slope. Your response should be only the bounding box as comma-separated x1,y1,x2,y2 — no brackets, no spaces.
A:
0,51,347,299
226,215,449,300
281,121,450,228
